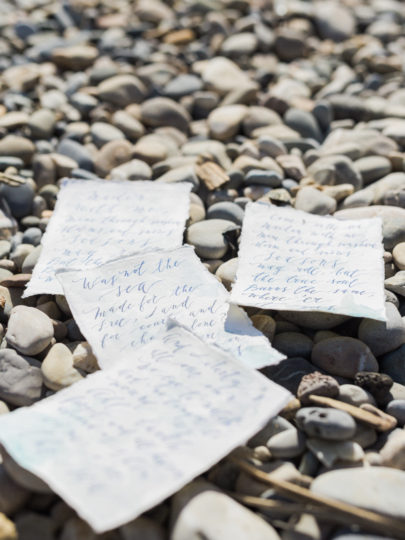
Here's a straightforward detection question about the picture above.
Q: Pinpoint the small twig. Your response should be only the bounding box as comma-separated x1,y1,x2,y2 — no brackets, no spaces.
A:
228,492,367,528
229,456,405,539
308,394,397,431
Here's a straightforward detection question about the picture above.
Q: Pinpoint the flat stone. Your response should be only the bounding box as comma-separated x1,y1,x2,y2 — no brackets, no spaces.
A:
56,139,94,172
0,348,42,406
272,332,313,358
250,314,276,342
0,136,35,165
0,464,29,515
221,32,258,56
28,109,56,139
171,490,280,540
186,219,237,259
6,306,53,356
90,122,124,148
200,57,255,96
95,140,133,177
296,407,356,440
112,110,144,140
354,371,393,406
335,206,405,250
0,512,16,540
215,258,239,290
41,343,83,391
244,169,282,188
97,74,146,107
380,344,405,385
280,311,348,330
141,97,190,133
163,74,203,99
392,242,405,270
1,449,51,494
337,384,376,407
311,467,405,520
248,416,294,447
0,111,28,130
385,271,405,296
295,186,336,215
66,341,98,373
120,516,165,540
206,202,244,225
297,372,339,405
358,302,405,356
385,400,405,426
311,337,378,378
208,105,247,141
51,45,98,70
267,427,306,458
354,156,392,185
284,108,322,142
306,438,364,468
110,159,152,181
0,183,34,219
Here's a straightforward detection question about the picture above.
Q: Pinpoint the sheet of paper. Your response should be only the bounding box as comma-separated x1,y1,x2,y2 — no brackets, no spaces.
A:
24,179,192,297
0,325,291,533
231,202,386,321
57,246,284,369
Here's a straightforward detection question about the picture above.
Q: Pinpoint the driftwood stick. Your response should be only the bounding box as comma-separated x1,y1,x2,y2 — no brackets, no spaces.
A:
229,456,405,539
308,394,397,431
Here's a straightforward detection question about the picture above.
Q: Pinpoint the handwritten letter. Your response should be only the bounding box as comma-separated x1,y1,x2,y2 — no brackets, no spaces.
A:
57,246,284,369
231,203,386,321
24,179,192,296
0,326,291,533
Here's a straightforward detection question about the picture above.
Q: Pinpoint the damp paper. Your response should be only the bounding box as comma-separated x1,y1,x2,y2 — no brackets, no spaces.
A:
231,202,386,321
0,325,291,533
24,179,192,297
57,245,285,369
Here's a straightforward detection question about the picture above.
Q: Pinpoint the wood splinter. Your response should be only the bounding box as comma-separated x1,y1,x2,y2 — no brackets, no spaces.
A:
308,394,397,431
228,456,405,540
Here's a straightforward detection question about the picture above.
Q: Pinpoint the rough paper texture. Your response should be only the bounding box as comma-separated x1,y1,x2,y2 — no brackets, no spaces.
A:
231,203,386,321
0,326,291,533
24,179,192,296
57,246,284,369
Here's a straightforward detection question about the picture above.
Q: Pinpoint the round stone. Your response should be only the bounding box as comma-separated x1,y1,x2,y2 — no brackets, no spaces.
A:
41,343,83,391
266,428,306,458
393,242,405,270
206,202,244,225
385,400,405,426
97,74,146,107
358,302,405,356
311,337,378,378
0,349,42,406
295,186,337,215
6,306,53,356
311,467,405,520
337,384,376,407
354,372,393,405
186,219,237,259
295,407,357,441
215,258,239,290
297,371,339,405
141,97,191,133
272,332,313,359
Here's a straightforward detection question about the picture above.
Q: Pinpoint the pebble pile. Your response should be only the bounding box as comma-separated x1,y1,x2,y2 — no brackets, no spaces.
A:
0,0,405,538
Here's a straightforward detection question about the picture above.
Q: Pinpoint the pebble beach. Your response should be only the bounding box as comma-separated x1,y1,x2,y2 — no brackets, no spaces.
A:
0,0,405,539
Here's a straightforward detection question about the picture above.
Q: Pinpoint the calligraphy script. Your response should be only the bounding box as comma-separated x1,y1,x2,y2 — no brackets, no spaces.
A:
231,203,386,321
24,179,192,297
0,325,291,533
57,246,284,369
